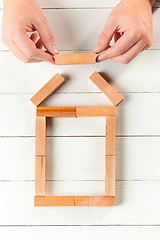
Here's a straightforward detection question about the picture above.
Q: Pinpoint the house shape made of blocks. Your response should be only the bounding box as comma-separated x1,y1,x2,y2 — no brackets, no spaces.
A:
30,71,123,207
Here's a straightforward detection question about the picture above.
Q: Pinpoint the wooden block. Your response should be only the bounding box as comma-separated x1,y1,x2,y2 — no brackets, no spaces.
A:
106,116,116,155
37,107,76,117
89,71,123,106
36,116,46,156
75,196,115,206
34,196,75,206
105,156,115,196
55,53,96,65
35,156,46,196
30,73,65,106
76,106,116,117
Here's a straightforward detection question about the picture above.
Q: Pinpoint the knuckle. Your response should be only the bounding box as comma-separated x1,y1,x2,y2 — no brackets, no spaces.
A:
35,15,47,25
45,32,55,44
27,49,36,59
135,26,146,39
23,58,30,63
9,29,16,39
117,47,124,55
122,58,130,64
145,36,153,48
99,31,107,41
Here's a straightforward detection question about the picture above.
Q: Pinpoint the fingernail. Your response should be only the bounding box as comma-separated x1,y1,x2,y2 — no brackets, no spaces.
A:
52,45,59,54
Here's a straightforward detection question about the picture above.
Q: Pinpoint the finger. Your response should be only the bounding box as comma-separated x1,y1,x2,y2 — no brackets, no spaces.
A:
34,18,58,55
36,38,43,49
9,41,41,63
96,31,139,62
30,32,39,43
15,31,54,64
94,17,117,53
114,31,122,43
141,44,150,52
111,40,146,64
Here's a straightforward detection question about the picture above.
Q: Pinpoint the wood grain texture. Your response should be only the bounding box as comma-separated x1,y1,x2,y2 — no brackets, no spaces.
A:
76,106,116,116
35,116,46,156
55,53,96,65
35,156,46,196
90,71,123,106
106,116,116,156
37,107,76,117
34,196,74,206
1,93,160,136
75,196,115,206
30,73,65,106
105,156,115,196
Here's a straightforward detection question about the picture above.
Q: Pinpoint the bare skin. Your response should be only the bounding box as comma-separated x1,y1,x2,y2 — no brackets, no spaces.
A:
2,0,155,64
94,0,155,64
2,0,58,63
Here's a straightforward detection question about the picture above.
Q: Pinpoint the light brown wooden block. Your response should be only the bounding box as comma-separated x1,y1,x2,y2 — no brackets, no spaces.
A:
106,116,116,156
105,156,115,196
35,156,46,196
30,73,65,106
55,53,96,65
37,107,76,117
76,106,116,117
75,196,115,206
36,116,46,156
34,196,75,206
89,71,123,106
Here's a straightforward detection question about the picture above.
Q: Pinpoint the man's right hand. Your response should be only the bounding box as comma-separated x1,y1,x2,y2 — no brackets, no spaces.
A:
2,0,58,63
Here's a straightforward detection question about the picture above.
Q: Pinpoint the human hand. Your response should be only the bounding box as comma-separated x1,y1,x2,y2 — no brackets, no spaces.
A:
94,0,153,64
2,0,58,63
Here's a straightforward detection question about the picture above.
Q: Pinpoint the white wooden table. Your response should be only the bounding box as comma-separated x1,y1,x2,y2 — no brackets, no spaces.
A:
0,0,160,239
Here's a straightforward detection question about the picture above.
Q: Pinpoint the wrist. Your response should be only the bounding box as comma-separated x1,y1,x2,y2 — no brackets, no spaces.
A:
121,0,155,7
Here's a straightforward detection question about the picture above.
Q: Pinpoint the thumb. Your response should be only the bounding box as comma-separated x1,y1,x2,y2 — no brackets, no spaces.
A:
34,19,58,55
94,17,117,54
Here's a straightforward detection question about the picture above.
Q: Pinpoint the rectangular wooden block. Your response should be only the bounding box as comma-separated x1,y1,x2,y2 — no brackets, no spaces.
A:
36,116,46,156
55,53,96,65
105,156,115,196
106,116,116,155
76,106,116,117
30,73,65,106
75,196,115,206
34,196,75,206
37,107,76,117
35,156,46,196
90,71,123,106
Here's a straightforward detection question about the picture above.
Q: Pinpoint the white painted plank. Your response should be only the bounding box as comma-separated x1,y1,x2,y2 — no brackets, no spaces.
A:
0,0,120,9
0,137,160,181
0,181,160,225
0,93,160,136
0,0,159,9
0,9,160,51
1,226,160,240
1,50,160,93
